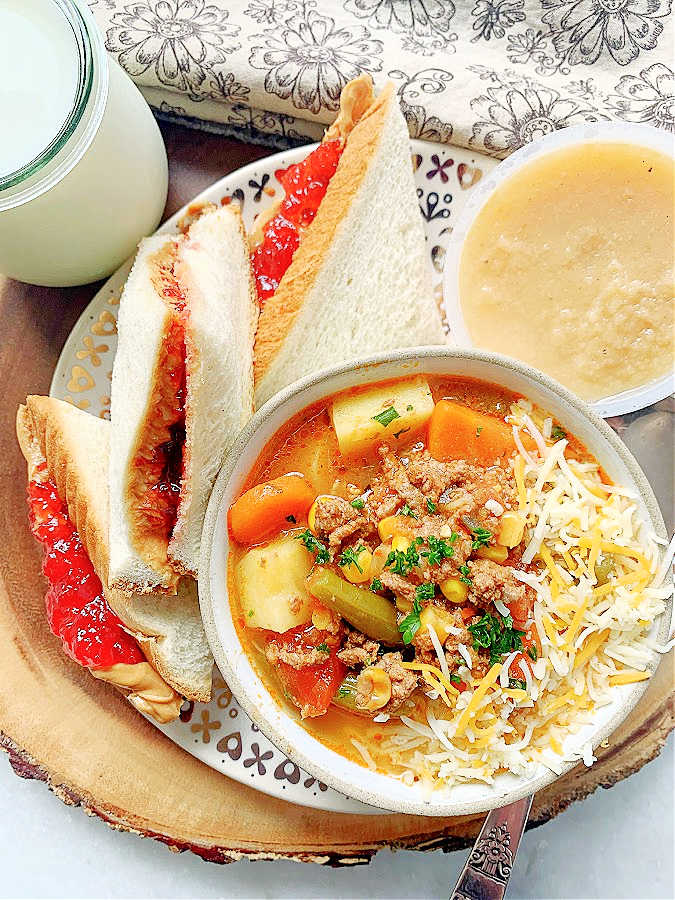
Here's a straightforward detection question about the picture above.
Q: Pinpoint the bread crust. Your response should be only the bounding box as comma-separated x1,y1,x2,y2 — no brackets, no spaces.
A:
253,80,394,384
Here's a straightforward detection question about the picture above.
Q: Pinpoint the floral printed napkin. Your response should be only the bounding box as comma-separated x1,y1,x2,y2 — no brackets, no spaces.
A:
89,0,674,154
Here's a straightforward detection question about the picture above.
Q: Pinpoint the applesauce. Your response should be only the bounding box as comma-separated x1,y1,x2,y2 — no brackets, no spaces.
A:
459,142,674,402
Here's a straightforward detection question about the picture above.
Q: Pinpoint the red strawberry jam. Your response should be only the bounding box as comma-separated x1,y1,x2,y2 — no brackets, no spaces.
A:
27,473,144,669
251,139,343,303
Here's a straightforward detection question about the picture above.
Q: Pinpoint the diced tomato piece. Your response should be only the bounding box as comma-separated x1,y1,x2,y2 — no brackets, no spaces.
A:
460,604,477,622
267,622,345,718
508,651,533,680
507,593,534,631
276,656,346,719
520,624,542,661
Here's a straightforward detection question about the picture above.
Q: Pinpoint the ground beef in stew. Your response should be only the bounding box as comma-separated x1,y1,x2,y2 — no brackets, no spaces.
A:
337,629,380,667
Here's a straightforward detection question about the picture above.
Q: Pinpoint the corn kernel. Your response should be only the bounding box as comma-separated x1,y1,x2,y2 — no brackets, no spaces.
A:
307,500,319,535
378,516,399,542
475,544,508,562
420,605,457,642
440,577,469,604
356,666,392,711
391,534,411,553
340,547,373,584
497,511,525,548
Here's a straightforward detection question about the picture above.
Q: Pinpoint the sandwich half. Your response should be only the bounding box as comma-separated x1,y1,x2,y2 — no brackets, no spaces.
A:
251,75,446,408
109,204,258,593
17,396,213,714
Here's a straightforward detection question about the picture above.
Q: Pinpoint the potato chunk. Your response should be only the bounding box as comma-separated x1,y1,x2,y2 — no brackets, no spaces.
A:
330,377,434,456
236,535,313,632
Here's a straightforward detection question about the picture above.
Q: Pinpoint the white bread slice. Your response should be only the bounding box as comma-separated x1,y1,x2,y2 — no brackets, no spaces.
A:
168,205,258,576
19,396,213,702
253,79,446,408
108,233,182,594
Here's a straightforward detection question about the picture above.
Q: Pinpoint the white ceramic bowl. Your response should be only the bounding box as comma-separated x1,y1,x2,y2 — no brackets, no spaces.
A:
442,123,674,419
199,348,671,816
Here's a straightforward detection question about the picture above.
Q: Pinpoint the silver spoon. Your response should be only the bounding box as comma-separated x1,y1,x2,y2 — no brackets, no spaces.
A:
451,794,533,899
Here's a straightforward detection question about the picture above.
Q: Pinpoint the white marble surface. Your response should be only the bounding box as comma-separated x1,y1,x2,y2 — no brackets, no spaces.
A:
0,732,672,899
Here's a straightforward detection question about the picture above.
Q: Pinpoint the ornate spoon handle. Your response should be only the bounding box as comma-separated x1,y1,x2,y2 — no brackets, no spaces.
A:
451,794,533,900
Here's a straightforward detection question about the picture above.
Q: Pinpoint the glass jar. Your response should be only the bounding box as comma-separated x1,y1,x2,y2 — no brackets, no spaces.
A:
0,0,168,287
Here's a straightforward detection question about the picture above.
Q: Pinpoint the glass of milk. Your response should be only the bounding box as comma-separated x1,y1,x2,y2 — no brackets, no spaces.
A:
0,0,168,286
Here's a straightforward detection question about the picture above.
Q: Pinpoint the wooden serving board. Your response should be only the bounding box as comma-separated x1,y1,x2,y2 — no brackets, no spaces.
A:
0,124,672,865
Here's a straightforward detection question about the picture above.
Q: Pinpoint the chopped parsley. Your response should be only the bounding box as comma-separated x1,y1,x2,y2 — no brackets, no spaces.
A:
406,404,414,412
415,582,435,602
476,426,483,437
247,609,254,618
421,534,457,566
551,424,566,441
370,577,383,592
449,672,462,685
385,540,423,576
426,498,437,514
470,525,492,550
458,563,473,586
467,613,525,666
527,645,538,662
398,503,418,518
399,597,423,645
372,406,400,427
295,529,330,564
350,497,365,510
339,545,367,573
316,642,330,654
337,682,352,698
508,677,527,690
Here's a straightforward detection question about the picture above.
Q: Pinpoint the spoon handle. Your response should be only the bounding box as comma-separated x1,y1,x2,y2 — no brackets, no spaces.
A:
451,794,533,900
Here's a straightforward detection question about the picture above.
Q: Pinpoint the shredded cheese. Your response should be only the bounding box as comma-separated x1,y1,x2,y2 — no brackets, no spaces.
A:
538,544,565,588
455,665,502,736
514,455,527,511
608,670,651,686
426,623,451,685
402,661,458,696
376,399,669,793
563,596,591,649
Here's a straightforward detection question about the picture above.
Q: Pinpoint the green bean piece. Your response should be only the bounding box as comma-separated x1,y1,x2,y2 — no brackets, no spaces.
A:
306,567,401,645
333,673,359,711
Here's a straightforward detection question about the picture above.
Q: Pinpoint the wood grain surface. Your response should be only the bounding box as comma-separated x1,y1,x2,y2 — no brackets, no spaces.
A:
0,123,672,865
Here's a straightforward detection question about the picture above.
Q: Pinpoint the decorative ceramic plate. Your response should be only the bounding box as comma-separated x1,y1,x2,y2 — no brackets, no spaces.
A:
50,139,495,813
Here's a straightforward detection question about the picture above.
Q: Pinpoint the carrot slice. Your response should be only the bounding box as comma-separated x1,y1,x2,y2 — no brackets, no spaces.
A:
428,400,534,466
228,473,315,546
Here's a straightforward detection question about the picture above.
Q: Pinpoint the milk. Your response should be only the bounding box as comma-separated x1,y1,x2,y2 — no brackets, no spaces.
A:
0,0,168,286
0,0,80,178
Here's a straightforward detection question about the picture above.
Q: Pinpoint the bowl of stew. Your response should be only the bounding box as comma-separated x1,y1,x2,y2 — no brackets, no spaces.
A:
199,348,672,816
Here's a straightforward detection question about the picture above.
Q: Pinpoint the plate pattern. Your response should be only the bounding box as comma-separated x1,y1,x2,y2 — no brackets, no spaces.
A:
51,140,495,813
